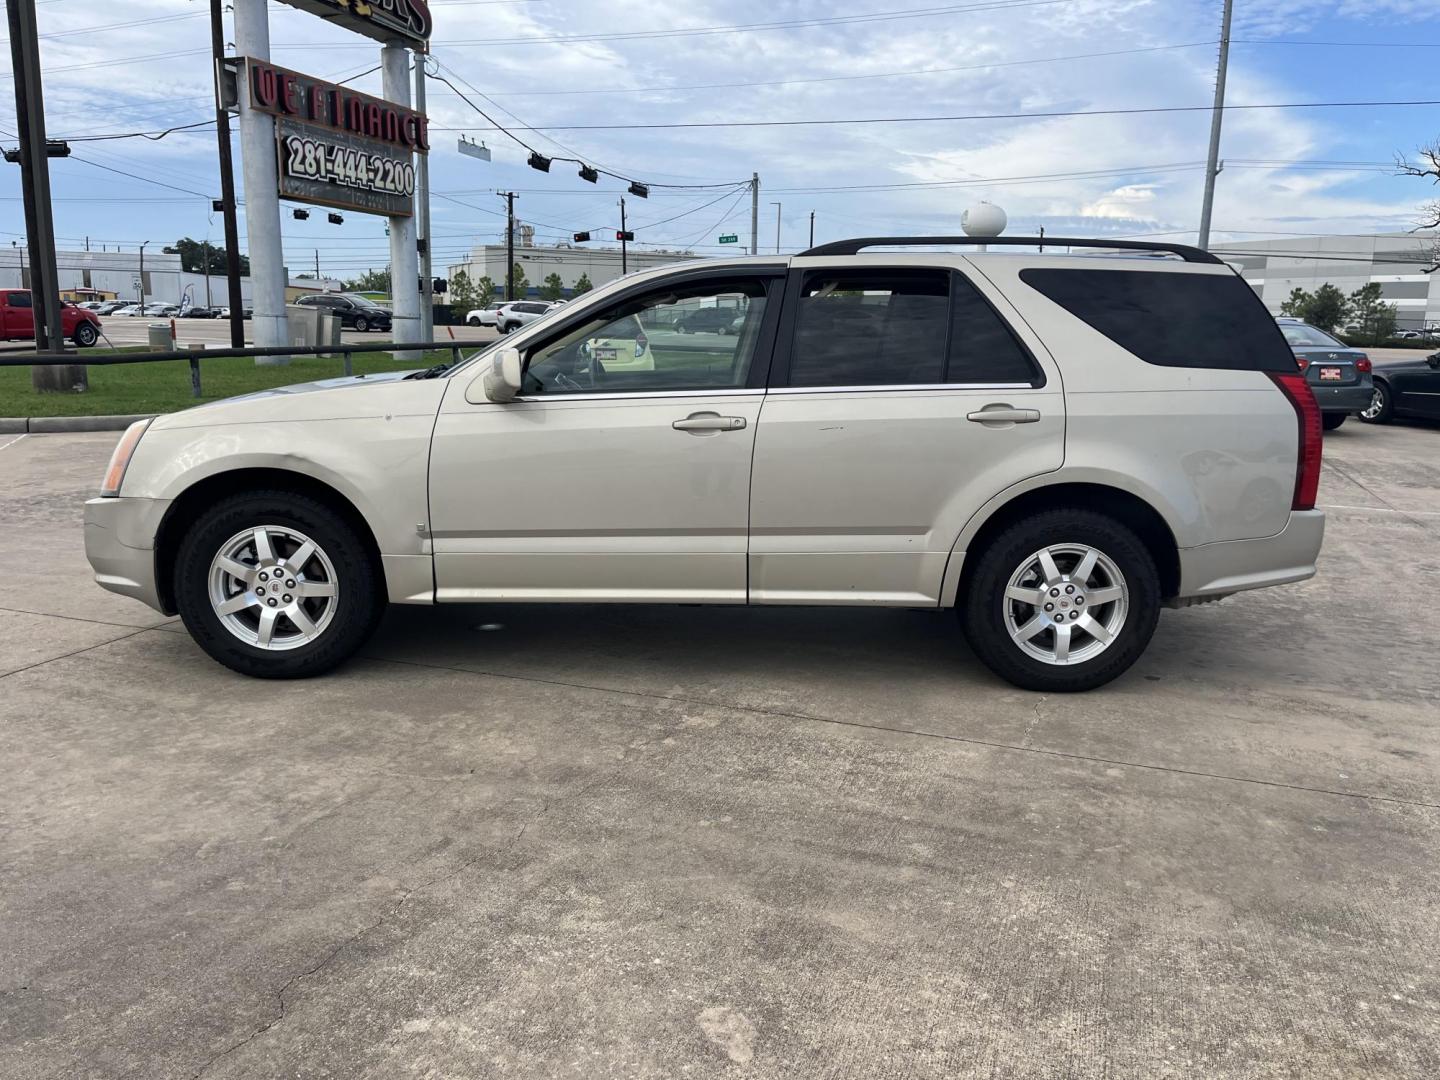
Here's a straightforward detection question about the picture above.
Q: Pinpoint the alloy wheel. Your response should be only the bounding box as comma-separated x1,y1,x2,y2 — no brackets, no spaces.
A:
207,526,338,650
1360,387,1385,420
1002,543,1129,666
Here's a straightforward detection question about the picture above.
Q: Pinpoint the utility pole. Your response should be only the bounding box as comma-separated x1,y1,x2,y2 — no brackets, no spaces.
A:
414,52,433,343
808,211,814,248
139,241,149,312
750,172,759,256
203,239,212,307
620,197,628,275
8,0,82,391
314,249,320,281
209,0,244,346
771,202,782,254
502,191,516,300
1197,0,1233,251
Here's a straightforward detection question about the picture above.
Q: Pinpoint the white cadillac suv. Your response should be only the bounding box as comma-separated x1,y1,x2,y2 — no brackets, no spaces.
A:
85,237,1324,692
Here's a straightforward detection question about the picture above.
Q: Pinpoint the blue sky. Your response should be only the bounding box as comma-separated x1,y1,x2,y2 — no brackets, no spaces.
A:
3,0,1440,279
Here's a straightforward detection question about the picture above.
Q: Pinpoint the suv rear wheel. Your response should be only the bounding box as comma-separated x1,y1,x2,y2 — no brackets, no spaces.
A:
174,491,383,678
961,509,1160,692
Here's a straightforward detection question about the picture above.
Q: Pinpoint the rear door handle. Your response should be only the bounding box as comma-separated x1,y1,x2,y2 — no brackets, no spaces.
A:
967,405,1041,426
673,412,747,433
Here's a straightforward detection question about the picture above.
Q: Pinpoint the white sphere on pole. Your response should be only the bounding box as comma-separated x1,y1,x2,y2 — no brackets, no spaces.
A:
961,202,1008,238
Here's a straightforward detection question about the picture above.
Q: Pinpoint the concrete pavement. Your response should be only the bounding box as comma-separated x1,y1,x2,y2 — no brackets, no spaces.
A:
1,421,1438,1078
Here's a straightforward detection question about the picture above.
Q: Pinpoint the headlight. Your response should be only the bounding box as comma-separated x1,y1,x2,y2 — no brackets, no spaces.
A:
100,418,153,497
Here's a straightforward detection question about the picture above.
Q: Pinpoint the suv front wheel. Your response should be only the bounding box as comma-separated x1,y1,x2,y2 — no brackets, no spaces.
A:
174,491,383,678
961,509,1160,692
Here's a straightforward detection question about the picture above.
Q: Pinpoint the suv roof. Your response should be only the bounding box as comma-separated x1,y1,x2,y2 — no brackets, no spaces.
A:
802,235,1223,263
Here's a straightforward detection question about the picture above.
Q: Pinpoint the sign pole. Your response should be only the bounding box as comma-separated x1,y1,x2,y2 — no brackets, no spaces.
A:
414,52,433,342
234,0,289,363
209,0,246,346
381,41,421,360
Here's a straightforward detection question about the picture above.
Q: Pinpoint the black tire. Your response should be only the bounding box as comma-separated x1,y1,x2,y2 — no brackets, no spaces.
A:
73,322,98,348
960,509,1161,693
1321,412,1347,431
354,315,369,332
467,316,481,326
1358,381,1393,424
173,491,384,678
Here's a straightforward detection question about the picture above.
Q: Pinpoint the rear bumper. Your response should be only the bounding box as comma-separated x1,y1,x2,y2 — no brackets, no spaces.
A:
1310,383,1372,413
84,496,168,613
1176,509,1325,599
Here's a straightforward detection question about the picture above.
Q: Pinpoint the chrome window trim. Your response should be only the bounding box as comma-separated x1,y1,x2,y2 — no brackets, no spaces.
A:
513,388,763,403
768,382,1036,394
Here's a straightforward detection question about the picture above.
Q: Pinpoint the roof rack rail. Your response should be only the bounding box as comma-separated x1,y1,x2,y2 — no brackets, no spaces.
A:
799,235,1223,265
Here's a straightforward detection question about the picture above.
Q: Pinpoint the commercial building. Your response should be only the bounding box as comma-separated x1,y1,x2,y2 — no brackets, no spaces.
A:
0,246,254,309
446,236,699,299
1222,231,1440,329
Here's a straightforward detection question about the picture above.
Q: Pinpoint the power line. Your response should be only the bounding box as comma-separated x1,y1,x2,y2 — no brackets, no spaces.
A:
465,41,1218,99
448,98,1440,132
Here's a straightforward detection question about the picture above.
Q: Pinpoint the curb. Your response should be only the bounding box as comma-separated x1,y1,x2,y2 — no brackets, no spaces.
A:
0,414,155,434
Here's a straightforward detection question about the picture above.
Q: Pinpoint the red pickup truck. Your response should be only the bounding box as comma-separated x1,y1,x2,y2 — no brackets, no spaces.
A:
0,289,102,347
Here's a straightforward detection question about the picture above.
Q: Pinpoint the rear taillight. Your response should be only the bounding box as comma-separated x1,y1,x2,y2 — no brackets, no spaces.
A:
1355,355,1372,374
1293,354,1309,371
1268,371,1322,511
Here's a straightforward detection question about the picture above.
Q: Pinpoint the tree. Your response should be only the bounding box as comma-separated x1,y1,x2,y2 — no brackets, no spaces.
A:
163,237,249,275
541,272,565,301
343,268,391,294
476,275,496,308
573,272,593,295
1278,287,1309,317
1277,283,1348,332
509,263,528,299
1347,282,1397,344
448,268,477,319
1397,140,1440,231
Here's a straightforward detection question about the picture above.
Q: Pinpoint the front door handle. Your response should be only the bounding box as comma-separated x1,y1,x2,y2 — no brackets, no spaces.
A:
967,404,1041,426
673,412,747,433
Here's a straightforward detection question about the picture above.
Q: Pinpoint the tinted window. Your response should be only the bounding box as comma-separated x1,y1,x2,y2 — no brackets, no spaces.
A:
1020,268,1295,372
9,292,32,308
789,270,948,387
949,273,1040,384
525,279,769,395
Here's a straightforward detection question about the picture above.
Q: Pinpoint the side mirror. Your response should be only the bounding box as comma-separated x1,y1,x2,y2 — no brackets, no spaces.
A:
481,346,524,402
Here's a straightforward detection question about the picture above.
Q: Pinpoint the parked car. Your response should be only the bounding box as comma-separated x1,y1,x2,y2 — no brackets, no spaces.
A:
495,301,560,334
676,306,741,334
1276,318,1372,431
465,304,504,327
293,292,393,332
85,235,1325,692
0,290,102,347
93,301,129,316
112,304,143,317
141,303,179,317
580,313,652,373
1359,351,1440,425
218,306,253,319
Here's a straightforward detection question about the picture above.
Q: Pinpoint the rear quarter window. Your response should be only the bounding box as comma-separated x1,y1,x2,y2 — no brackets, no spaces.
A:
1019,268,1295,373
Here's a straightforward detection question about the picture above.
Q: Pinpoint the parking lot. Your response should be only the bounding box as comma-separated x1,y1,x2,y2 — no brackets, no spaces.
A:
84,315,499,350
2,420,1438,1078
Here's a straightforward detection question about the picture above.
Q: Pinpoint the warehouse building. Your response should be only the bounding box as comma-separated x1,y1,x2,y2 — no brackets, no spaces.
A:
0,247,255,308
1220,231,1440,330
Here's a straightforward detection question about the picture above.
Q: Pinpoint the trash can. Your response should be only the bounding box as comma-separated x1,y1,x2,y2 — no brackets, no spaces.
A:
147,322,173,351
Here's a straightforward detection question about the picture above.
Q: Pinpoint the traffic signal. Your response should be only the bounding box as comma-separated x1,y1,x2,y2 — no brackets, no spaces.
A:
578,164,599,183
527,151,552,172
292,208,309,220
573,231,591,243
627,182,649,199
432,277,448,295
616,230,635,241
327,212,343,225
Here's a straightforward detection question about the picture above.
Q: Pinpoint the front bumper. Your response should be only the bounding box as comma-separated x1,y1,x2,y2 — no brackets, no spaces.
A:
1176,509,1325,599
1310,383,1373,413
84,496,169,613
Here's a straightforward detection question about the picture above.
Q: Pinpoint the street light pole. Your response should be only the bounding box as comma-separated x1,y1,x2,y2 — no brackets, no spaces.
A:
809,210,815,248
771,202,782,254
620,197,628,275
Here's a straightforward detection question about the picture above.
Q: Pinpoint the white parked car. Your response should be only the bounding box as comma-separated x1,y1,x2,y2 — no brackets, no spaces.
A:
113,304,144,317
465,303,504,327
86,236,1325,691
494,300,561,334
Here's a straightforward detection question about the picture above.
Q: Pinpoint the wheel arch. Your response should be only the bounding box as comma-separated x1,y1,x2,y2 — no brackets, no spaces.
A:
153,467,385,615
941,481,1182,607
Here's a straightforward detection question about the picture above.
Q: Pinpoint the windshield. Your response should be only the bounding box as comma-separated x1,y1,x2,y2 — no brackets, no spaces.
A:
1280,323,1343,348
348,295,383,309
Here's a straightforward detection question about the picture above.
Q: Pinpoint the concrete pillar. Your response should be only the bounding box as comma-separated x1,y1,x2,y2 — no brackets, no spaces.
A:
234,0,289,363
382,42,421,361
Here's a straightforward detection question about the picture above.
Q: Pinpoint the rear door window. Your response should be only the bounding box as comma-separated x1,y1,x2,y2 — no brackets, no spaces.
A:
1020,268,1294,372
